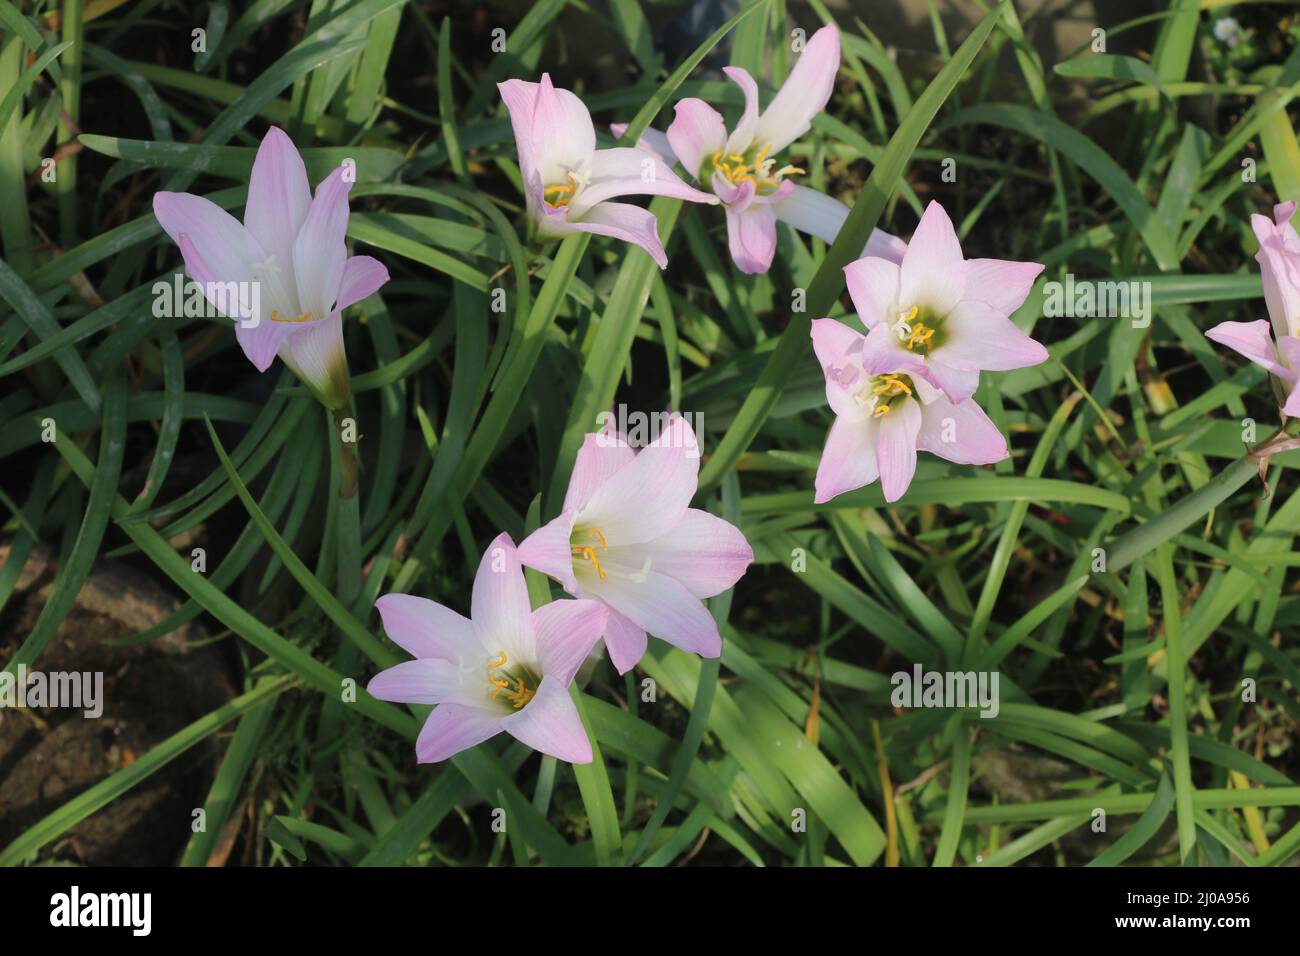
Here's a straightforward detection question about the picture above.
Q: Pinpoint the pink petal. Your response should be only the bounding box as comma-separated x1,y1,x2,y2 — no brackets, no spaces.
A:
374,593,481,663
963,258,1043,316
499,78,540,173
567,201,667,267
939,299,1049,372
917,394,1009,465
292,165,353,320
1204,319,1287,377
336,255,389,311
665,98,727,180
875,397,922,503
811,317,864,367
277,311,350,409
814,415,880,504
916,357,982,405
564,431,636,514
532,599,609,684
752,24,840,155
844,255,902,329
589,567,721,660
230,305,293,372
517,510,580,595
579,414,699,546
154,191,262,286
722,66,760,154
415,704,505,763
530,73,596,180
244,126,312,273
610,123,680,167
899,201,966,317
859,321,926,378
366,659,461,705
725,201,778,274
471,533,536,665
635,508,753,599
571,146,717,216
602,610,649,674
864,228,908,265
502,677,592,763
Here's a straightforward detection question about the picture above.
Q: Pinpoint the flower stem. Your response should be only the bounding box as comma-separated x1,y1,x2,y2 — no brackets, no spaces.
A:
332,406,361,606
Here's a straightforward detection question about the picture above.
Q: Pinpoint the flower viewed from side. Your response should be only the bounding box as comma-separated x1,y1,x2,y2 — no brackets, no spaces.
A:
845,200,1047,405
153,127,388,410
810,317,1011,503
368,534,609,764
516,414,753,674
1205,201,1300,416
614,24,902,273
498,74,718,267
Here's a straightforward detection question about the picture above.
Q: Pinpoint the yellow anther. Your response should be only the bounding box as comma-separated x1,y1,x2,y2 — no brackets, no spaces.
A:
872,374,913,398
269,310,313,324
589,528,607,549
543,171,580,208
873,404,891,418
509,678,533,708
756,144,772,163
573,546,606,580
898,305,919,325
728,153,745,163
775,165,804,177
488,650,508,669
905,324,935,350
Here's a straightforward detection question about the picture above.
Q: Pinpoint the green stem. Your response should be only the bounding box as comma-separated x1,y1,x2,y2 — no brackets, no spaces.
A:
333,406,361,606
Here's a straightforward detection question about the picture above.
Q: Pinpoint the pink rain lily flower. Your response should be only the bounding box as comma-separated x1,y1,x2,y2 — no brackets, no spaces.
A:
1205,201,1300,416
615,24,902,273
153,127,388,410
498,74,718,267
368,534,609,764
844,200,1048,404
810,318,1010,504
516,414,753,674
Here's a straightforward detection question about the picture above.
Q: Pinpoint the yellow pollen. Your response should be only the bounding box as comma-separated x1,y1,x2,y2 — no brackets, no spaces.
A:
487,650,507,669
906,324,935,349
872,374,913,398
756,144,772,163
543,171,579,208
269,310,313,324
873,404,891,418
572,527,608,580
898,305,919,325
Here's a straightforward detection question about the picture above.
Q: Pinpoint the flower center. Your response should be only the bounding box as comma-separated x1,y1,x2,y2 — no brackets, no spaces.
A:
891,305,939,355
570,527,653,583
485,650,536,710
543,170,581,209
571,528,608,580
711,144,803,195
855,372,915,419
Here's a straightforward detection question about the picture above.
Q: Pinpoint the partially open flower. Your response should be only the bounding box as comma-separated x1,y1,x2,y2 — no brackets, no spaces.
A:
153,127,388,410
498,74,718,267
369,534,609,764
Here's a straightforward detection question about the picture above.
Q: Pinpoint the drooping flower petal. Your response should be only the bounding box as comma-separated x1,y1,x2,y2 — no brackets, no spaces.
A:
570,147,717,216
609,123,679,167
939,299,1049,372
875,397,922,503
232,310,294,374
771,185,905,263
751,24,841,155
1205,319,1289,377
589,566,722,661
602,612,649,676
154,192,262,289
814,415,880,504
664,98,728,179
567,201,669,267
374,593,481,663
502,676,592,763
725,200,779,274
245,126,312,274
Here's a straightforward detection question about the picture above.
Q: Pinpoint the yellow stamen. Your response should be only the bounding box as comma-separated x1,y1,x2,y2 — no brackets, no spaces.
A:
589,528,607,549
543,171,580,208
898,305,919,325
728,153,745,163
756,144,772,163
269,310,313,324
873,404,891,418
487,651,507,669
872,374,913,398
574,546,606,580
905,324,935,350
